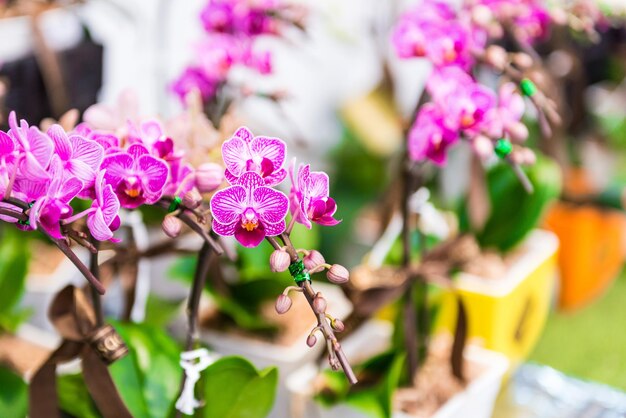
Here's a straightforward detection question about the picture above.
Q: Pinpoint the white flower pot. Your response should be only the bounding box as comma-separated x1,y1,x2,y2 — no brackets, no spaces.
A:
287,321,509,418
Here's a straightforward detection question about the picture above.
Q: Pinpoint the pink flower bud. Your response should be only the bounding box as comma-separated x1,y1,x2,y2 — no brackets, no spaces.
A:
471,5,492,27
485,46,507,71
181,190,202,210
195,163,224,193
509,150,525,165
329,355,340,370
162,216,182,238
275,294,292,314
313,293,327,314
512,53,533,70
472,135,494,160
332,319,345,332
327,264,349,284
506,122,529,142
521,148,536,165
303,250,325,271
306,334,317,347
270,250,291,273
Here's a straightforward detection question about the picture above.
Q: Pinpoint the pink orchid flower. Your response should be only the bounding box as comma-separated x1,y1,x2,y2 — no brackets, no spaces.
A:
484,82,528,141
87,171,121,242
222,126,286,186
83,89,139,132
392,0,482,69
47,124,104,190
100,143,169,209
171,66,220,104
408,104,459,166
24,158,83,239
0,131,17,196
210,171,288,248
289,162,340,229
428,67,496,135
8,112,53,181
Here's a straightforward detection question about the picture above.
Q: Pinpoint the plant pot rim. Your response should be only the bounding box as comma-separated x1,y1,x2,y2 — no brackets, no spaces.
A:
453,229,558,297
286,322,509,418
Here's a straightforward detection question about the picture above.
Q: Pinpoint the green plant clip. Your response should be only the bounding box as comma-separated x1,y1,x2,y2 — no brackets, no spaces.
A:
288,260,311,284
494,138,513,158
520,78,537,97
168,196,182,213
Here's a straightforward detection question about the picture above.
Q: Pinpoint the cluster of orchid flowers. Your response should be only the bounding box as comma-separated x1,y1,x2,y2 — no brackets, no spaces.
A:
0,99,222,245
392,0,607,168
172,0,305,105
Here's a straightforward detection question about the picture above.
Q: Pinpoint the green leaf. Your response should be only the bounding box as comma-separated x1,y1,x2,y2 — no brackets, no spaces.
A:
316,352,405,418
58,373,101,418
462,154,562,252
199,356,278,418
109,321,183,418
211,293,277,332
144,295,185,328
0,228,30,331
0,366,28,418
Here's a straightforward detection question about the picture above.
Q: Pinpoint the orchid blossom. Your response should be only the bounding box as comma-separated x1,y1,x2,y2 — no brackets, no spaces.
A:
211,171,288,247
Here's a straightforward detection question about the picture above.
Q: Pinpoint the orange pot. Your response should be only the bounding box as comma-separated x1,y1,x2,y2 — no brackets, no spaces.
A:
544,201,626,311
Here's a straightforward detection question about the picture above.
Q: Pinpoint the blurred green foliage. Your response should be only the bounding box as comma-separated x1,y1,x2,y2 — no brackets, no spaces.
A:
0,227,31,332
460,154,562,252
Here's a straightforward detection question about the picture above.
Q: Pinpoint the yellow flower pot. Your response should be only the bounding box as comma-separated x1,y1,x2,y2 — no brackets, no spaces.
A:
435,230,559,369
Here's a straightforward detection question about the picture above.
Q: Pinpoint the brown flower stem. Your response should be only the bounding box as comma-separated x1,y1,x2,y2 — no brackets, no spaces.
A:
161,196,207,221
0,207,28,222
0,198,106,294
156,199,223,255
175,242,213,418
47,231,106,295
178,212,223,255
2,197,29,210
401,159,419,380
267,234,357,384
90,239,104,326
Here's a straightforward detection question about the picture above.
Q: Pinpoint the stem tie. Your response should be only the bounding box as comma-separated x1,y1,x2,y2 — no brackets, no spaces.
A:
168,196,182,213
289,260,310,284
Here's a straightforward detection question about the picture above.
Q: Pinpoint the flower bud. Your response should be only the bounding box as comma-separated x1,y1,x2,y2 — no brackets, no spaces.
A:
471,5,492,27
270,250,291,273
326,264,349,284
521,148,536,165
506,121,529,142
509,150,525,165
472,135,494,160
306,333,317,347
303,250,325,271
329,355,340,371
331,319,345,332
512,53,533,70
162,216,182,238
182,189,202,209
195,163,224,193
485,46,507,71
313,293,327,314
275,294,292,314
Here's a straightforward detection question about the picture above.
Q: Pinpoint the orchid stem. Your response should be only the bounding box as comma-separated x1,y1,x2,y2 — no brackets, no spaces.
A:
268,233,357,384
90,239,104,326
175,242,213,418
